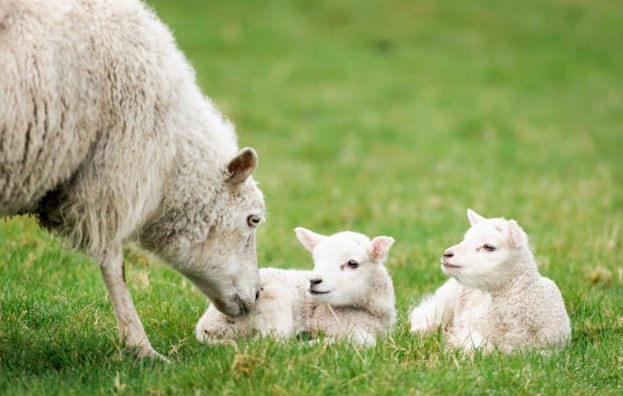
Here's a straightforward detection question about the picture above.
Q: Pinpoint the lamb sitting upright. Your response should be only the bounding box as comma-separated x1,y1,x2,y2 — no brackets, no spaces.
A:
196,227,396,346
409,209,571,353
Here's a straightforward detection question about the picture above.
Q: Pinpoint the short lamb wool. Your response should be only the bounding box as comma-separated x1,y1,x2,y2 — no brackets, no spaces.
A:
196,228,396,346
409,209,571,353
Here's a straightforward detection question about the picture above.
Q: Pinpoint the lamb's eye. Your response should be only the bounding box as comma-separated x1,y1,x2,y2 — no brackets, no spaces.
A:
347,260,359,269
247,215,261,227
484,244,496,252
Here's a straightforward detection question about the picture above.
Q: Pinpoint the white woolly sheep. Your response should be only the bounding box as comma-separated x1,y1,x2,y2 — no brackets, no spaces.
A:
196,228,397,347
0,0,265,359
409,209,571,353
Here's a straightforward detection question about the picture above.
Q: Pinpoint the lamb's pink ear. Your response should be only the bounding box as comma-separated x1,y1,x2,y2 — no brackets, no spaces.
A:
508,220,527,249
226,147,258,185
368,236,395,263
294,227,327,252
467,208,486,226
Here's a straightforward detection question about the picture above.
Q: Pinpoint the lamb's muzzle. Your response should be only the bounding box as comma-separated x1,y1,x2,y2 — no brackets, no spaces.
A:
309,278,330,295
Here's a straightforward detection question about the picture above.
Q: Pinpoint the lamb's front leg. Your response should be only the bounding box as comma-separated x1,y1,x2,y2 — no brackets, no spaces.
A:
99,246,164,360
409,279,459,333
195,304,244,344
311,329,376,347
448,328,491,353
350,328,377,347
256,313,295,340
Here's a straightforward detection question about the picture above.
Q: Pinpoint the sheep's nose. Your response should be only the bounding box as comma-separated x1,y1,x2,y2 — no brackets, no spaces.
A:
310,278,323,286
443,250,454,258
255,290,260,300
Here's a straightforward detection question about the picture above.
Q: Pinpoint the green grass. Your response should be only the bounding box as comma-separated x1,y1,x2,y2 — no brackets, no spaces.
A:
2,0,622,394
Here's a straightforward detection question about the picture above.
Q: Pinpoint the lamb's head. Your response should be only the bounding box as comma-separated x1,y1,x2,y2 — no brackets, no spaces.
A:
441,208,534,290
295,227,394,306
153,148,264,317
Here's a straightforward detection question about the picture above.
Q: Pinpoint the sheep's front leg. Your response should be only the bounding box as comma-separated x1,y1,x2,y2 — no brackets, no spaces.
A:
99,247,165,361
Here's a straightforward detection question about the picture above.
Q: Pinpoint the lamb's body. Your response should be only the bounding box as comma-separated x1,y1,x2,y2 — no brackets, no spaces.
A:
0,0,265,359
409,210,571,353
412,275,570,353
198,267,395,346
197,231,397,347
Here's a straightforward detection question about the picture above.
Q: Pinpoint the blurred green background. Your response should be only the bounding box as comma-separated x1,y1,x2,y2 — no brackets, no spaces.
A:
1,0,622,394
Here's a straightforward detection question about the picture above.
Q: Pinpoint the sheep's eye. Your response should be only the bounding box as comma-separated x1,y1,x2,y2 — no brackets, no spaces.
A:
484,244,496,252
347,260,359,269
247,215,261,227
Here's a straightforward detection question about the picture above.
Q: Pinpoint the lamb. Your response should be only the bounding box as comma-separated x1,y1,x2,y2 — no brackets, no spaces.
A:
196,228,397,347
409,209,571,353
0,0,264,359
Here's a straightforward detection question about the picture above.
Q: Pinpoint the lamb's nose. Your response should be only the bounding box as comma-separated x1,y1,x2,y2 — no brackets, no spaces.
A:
255,290,260,300
310,279,323,286
443,250,454,258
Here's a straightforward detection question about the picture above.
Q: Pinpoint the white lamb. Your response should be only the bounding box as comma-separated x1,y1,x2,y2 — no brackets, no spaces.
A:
196,228,397,347
409,209,571,353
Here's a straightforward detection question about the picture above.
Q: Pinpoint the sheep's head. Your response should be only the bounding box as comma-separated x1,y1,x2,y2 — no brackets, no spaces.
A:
156,148,264,318
295,227,394,306
441,208,533,290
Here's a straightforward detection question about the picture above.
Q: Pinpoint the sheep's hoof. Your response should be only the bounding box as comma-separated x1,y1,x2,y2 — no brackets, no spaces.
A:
133,346,171,363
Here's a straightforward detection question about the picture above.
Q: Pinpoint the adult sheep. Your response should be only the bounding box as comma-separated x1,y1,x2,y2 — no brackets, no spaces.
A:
0,0,264,360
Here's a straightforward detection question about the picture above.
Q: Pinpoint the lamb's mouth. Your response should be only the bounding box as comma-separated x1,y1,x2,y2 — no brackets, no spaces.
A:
309,289,331,295
442,262,461,269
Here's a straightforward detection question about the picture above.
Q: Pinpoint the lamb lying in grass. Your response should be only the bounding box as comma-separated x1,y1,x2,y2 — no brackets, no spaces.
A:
196,228,396,347
409,209,571,353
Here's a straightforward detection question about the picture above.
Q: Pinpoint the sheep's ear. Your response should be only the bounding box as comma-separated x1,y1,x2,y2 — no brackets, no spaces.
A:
294,227,327,252
508,220,527,249
226,147,258,185
467,208,486,226
368,236,395,263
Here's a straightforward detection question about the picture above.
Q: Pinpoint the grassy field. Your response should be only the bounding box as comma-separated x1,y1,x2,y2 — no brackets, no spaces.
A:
1,0,622,394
